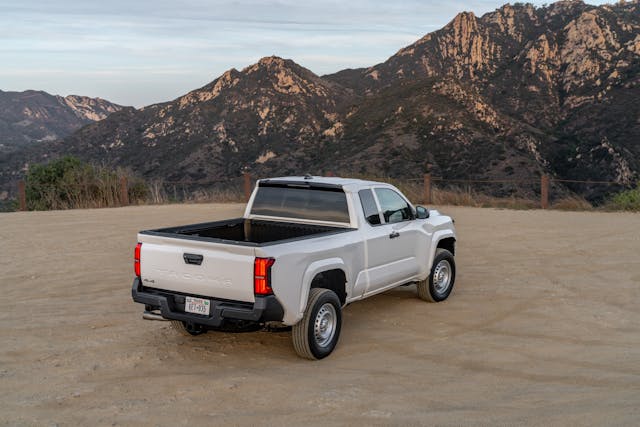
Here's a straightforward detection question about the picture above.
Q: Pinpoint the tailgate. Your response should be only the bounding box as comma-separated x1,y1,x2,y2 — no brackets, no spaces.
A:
138,234,256,303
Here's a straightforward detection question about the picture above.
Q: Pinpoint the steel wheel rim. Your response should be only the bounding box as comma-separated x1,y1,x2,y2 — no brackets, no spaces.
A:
433,260,452,295
314,303,337,348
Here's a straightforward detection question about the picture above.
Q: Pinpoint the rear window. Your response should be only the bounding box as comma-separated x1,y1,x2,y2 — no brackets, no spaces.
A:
251,185,350,223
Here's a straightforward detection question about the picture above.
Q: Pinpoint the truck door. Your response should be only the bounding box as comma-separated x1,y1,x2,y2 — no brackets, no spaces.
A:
357,188,421,296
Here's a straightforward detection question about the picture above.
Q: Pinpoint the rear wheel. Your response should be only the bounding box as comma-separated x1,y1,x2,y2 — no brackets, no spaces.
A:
170,320,207,336
417,248,456,302
292,288,342,360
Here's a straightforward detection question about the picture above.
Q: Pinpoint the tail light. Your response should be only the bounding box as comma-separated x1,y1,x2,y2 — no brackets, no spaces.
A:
134,242,142,277
254,257,275,295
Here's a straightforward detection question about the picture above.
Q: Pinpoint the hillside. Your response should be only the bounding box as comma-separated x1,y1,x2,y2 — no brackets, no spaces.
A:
0,90,123,147
325,0,640,190
2,1,638,201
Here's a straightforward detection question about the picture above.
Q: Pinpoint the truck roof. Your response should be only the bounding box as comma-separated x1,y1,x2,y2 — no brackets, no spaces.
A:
259,176,389,192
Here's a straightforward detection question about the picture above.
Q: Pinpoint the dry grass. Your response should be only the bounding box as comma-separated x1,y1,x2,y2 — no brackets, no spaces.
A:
186,188,245,203
430,188,538,209
551,196,593,211
365,176,595,211
146,181,244,205
343,174,540,209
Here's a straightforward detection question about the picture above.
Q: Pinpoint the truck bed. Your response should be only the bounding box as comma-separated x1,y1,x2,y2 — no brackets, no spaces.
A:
141,218,352,246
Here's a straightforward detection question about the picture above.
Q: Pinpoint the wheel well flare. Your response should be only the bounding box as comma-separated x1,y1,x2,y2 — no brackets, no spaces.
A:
311,269,347,305
437,237,456,256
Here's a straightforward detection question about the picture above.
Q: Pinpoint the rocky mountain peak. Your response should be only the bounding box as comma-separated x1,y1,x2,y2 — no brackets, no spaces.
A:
52,56,354,181
486,3,540,41
256,55,289,68
242,56,348,100
177,68,242,108
0,90,123,146
59,95,122,121
546,0,587,16
245,56,308,77
448,11,478,30
175,56,345,110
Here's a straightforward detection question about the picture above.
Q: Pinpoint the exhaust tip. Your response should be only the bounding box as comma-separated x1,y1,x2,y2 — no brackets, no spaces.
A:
142,311,167,321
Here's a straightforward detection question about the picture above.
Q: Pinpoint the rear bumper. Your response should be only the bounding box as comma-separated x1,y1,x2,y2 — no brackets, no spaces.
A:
131,277,284,327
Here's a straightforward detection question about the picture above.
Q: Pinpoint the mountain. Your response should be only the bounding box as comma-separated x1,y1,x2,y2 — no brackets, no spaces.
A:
0,90,123,146
324,0,640,193
3,1,639,202
54,57,352,182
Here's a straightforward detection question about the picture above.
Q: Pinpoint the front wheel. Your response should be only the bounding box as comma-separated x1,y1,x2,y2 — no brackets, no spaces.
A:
417,248,456,302
292,288,342,360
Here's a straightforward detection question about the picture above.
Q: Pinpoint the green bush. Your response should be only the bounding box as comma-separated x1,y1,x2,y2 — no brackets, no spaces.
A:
25,156,146,210
606,185,640,211
128,179,149,203
0,199,19,212
27,156,86,210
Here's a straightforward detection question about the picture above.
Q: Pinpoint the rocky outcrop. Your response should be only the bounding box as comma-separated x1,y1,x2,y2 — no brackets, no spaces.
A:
61,95,122,122
0,90,123,146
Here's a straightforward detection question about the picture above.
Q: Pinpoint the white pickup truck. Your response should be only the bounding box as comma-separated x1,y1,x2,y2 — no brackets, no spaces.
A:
131,176,457,359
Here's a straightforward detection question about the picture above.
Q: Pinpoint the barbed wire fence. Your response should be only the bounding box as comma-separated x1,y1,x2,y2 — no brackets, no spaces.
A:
12,172,630,211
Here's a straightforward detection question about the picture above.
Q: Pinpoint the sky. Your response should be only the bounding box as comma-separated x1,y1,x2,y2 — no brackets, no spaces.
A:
0,0,612,107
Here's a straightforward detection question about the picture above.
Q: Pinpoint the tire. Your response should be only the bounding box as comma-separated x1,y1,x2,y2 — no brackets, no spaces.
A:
417,248,456,302
170,320,207,336
292,288,342,360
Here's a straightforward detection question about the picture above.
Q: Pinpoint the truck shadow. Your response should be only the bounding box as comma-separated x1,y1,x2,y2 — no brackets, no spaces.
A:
136,285,428,363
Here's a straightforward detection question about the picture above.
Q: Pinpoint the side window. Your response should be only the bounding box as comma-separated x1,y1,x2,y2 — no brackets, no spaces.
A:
358,189,382,225
374,188,412,224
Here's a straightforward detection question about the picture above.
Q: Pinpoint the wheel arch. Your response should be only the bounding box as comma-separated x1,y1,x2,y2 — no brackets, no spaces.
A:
428,230,456,273
310,269,347,306
296,258,348,323
437,236,456,256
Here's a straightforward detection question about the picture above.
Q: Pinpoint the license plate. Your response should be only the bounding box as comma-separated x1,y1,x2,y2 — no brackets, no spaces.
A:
185,296,210,315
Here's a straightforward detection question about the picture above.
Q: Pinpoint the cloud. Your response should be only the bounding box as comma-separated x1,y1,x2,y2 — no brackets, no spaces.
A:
1,0,614,106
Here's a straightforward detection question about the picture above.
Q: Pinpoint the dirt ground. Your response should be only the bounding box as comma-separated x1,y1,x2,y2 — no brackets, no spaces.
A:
1,204,639,426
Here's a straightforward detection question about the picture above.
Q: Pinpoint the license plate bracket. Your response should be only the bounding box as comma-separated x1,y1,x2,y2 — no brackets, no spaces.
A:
185,296,210,316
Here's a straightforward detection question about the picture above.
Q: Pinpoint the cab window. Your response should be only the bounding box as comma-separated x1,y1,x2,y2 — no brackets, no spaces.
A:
374,188,413,224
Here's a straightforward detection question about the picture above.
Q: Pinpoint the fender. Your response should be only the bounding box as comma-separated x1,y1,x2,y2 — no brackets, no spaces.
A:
425,229,456,279
291,258,348,325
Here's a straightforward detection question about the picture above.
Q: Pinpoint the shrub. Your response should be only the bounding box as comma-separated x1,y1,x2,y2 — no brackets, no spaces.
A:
26,156,85,210
128,179,150,204
25,156,145,210
0,199,19,212
605,185,640,211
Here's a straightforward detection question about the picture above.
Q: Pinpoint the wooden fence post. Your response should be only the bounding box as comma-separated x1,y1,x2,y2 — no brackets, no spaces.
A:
120,176,129,206
424,174,432,205
541,174,549,209
18,180,27,211
243,172,252,202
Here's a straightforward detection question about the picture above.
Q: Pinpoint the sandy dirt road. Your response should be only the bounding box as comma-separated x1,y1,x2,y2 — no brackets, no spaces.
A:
1,204,639,426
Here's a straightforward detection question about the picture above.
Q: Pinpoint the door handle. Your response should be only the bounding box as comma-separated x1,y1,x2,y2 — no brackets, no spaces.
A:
389,231,400,239
183,253,204,265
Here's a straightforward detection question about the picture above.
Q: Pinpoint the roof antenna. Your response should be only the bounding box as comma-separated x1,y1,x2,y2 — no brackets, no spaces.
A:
303,174,313,180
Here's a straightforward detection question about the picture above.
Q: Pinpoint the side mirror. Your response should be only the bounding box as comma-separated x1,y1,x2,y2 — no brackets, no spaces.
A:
416,205,429,219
